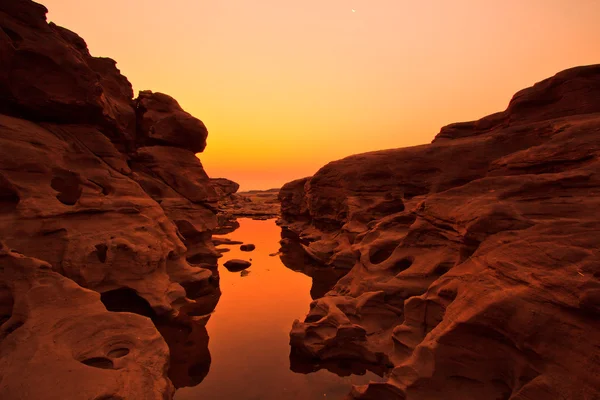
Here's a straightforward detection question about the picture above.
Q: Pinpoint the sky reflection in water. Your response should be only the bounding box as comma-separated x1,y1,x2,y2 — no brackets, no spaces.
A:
175,218,383,400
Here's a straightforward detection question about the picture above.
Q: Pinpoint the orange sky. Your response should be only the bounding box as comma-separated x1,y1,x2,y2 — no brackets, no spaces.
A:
43,0,599,190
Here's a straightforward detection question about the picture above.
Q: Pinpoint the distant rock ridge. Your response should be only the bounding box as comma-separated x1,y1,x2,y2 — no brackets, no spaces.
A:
0,0,236,397
279,64,600,400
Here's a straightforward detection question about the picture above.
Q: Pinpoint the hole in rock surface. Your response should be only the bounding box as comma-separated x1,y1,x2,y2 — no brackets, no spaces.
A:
369,242,398,265
95,244,108,263
1,26,23,46
174,218,385,400
391,257,414,274
100,288,155,318
107,348,130,358
434,261,454,276
51,169,82,205
0,175,20,213
81,357,114,369
0,285,14,327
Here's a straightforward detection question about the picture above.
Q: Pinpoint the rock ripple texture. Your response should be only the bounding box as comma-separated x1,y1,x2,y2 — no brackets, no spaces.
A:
279,64,600,400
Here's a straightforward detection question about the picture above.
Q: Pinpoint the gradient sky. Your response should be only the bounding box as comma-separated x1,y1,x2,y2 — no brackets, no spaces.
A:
42,0,599,190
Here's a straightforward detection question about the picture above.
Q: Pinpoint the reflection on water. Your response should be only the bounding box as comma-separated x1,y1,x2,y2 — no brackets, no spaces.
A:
175,218,384,400
157,315,212,388
278,228,349,300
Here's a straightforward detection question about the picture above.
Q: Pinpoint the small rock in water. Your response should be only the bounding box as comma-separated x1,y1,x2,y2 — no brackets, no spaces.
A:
224,259,251,272
269,252,280,257
240,270,250,277
240,243,256,251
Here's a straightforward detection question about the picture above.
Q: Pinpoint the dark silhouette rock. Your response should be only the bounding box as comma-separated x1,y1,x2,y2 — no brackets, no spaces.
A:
280,65,600,400
223,259,252,272
240,243,256,251
135,90,208,152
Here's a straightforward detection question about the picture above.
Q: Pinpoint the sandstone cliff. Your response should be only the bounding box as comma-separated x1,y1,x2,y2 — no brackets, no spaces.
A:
0,1,227,397
279,65,600,400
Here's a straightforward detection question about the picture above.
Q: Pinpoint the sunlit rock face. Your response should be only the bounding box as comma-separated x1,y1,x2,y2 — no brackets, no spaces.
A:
0,0,230,397
279,65,600,400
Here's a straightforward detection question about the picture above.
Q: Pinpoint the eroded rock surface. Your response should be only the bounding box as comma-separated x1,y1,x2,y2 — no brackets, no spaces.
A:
0,246,174,399
279,65,600,400
0,1,230,397
219,188,281,219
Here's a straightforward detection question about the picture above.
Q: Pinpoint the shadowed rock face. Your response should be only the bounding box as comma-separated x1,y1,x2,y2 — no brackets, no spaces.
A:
279,65,600,400
0,247,174,399
0,1,231,398
135,90,209,152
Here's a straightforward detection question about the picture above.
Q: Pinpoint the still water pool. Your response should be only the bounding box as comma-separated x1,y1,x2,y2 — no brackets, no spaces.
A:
174,218,383,400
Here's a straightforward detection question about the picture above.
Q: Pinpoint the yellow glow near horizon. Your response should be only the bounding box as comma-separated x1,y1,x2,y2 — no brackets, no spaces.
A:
42,0,600,190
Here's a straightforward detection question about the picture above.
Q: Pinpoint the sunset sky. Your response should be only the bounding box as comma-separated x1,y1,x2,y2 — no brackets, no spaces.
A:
43,0,599,190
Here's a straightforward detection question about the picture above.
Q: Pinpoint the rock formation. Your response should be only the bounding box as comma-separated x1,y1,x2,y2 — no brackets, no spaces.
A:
279,65,600,400
0,0,228,397
223,259,252,272
218,187,281,219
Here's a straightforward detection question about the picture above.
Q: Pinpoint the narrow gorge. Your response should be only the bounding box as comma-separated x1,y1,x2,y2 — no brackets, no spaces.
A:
0,1,599,400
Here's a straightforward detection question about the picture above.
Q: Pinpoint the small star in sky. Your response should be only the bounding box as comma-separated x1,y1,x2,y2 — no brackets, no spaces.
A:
352,9,356,12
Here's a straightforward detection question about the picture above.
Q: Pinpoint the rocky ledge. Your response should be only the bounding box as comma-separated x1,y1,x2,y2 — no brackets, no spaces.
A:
0,1,230,397
218,187,281,220
279,65,600,400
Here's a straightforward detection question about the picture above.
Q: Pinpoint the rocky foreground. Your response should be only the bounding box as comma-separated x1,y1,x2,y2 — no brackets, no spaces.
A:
0,1,232,398
279,65,600,400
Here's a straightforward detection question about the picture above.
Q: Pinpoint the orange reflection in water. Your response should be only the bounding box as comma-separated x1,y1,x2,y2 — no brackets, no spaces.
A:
175,218,382,400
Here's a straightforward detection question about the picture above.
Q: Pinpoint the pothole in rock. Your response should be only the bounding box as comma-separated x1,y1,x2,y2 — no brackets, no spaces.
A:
433,261,454,276
107,348,130,358
391,257,414,274
100,288,156,318
0,175,20,213
95,244,108,263
51,169,82,206
81,357,114,369
0,284,13,327
1,26,23,47
369,242,398,264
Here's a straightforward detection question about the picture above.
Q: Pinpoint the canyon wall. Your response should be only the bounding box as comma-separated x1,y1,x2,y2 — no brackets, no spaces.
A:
279,65,600,400
0,1,226,398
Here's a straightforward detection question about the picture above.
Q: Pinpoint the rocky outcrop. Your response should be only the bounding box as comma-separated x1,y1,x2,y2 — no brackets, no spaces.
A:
0,246,174,399
0,1,229,397
135,90,208,152
279,65,600,400
211,178,240,197
219,188,281,219
0,1,136,147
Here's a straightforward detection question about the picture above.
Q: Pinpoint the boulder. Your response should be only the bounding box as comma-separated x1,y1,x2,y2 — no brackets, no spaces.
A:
223,259,252,272
135,90,208,152
211,178,240,196
240,243,256,251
